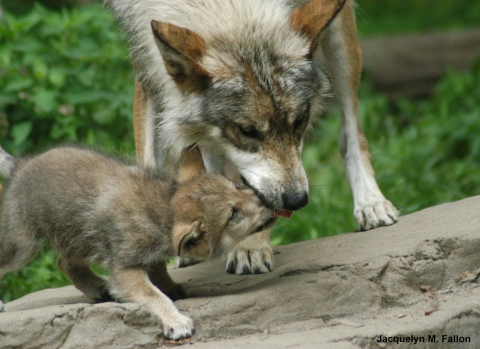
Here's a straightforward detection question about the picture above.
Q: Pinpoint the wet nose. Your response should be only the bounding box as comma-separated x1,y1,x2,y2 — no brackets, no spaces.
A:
281,191,308,211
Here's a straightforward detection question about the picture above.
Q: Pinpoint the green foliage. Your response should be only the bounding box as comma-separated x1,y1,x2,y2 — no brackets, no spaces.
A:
0,3,135,302
1,0,79,16
356,0,480,36
1,247,70,303
0,3,135,156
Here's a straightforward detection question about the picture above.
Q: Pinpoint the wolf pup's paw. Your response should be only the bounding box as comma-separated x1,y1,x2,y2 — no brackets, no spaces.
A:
93,287,114,303
355,199,398,231
86,284,114,303
162,313,195,341
226,234,274,274
175,256,205,268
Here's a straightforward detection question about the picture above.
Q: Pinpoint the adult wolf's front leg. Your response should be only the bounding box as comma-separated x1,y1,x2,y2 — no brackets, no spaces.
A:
133,79,167,170
320,1,398,230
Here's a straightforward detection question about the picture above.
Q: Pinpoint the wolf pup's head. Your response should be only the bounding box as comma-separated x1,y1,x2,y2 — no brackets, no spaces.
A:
171,146,276,259
152,0,346,212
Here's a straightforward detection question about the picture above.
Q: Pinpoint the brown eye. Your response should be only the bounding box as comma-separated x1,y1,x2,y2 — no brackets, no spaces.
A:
293,117,305,131
238,125,260,139
294,105,310,132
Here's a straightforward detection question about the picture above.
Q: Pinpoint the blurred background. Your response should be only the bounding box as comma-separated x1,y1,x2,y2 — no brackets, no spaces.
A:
0,0,479,301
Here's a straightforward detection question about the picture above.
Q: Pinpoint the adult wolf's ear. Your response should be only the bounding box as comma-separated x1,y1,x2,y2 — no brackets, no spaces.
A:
172,220,209,257
177,145,205,183
151,20,210,93
290,0,347,55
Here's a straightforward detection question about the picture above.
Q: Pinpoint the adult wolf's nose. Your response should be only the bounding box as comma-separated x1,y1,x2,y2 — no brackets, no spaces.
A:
281,191,308,211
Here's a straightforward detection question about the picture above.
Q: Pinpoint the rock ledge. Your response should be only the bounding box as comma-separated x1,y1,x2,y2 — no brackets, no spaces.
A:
2,197,480,348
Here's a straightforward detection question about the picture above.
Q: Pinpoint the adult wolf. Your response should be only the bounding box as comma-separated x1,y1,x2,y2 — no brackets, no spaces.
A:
106,0,398,274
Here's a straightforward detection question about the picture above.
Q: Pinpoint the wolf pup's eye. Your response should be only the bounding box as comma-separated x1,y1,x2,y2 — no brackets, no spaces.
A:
238,125,260,139
230,207,239,221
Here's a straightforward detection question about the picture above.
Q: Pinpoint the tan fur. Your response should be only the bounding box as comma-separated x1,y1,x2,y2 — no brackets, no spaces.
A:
340,4,374,173
0,145,275,340
151,21,210,93
176,144,206,183
290,0,347,53
151,21,207,63
133,79,147,162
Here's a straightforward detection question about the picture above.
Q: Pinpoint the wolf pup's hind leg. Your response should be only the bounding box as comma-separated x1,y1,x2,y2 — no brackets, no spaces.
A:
0,230,39,311
56,256,112,302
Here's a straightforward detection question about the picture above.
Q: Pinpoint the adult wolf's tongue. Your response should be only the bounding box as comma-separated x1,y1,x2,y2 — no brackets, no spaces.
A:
273,210,294,219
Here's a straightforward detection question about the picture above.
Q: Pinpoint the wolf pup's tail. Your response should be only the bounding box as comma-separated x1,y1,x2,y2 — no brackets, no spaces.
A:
0,147,16,179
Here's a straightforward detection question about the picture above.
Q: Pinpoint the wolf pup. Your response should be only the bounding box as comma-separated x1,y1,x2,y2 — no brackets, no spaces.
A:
0,145,275,340
106,0,398,274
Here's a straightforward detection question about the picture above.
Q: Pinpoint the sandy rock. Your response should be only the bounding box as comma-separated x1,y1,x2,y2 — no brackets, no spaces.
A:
2,196,480,348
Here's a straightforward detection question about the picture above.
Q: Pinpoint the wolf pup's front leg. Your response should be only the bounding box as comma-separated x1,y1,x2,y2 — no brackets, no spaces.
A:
108,266,194,340
146,260,189,301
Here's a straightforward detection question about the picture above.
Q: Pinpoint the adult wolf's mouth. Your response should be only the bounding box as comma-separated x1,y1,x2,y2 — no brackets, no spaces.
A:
240,176,297,219
240,175,271,206
273,210,293,219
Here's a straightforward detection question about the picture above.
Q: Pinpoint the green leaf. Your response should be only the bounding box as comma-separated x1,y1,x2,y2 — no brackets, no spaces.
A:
4,77,33,92
64,90,104,105
48,68,66,87
32,89,57,113
0,46,11,66
92,109,116,125
33,59,48,80
12,121,33,146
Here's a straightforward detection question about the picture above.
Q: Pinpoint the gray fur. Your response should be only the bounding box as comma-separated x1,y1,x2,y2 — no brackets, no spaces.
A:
0,147,15,179
0,146,174,278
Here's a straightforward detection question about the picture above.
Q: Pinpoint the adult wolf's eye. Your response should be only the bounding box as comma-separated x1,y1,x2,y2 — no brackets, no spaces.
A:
238,125,260,139
294,106,310,132
293,117,306,131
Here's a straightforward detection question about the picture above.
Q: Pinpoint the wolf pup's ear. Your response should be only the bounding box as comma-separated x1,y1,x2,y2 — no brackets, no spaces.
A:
290,0,346,55
173,220,209,257
177,145,205,183
151,20,210,93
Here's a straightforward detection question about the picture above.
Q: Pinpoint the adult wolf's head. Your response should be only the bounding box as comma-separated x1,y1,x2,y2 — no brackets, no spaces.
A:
151,0,346,211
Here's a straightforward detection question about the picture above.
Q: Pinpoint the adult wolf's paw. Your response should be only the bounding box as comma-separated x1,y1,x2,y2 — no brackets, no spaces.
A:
226,232,273,274
355,199,398,231
162,313,195,341
0,300,5,312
